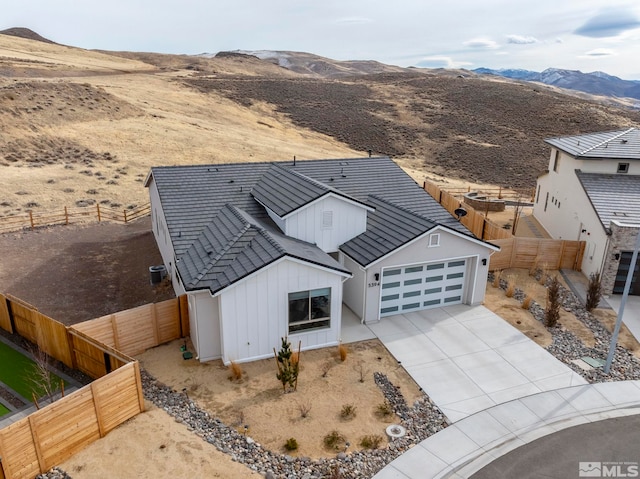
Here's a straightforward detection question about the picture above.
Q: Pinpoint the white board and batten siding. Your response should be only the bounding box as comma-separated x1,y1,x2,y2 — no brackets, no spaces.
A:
360,228,491,323
342,253,366,320
282,195,369,253
188,291,222,361
218,257,346,364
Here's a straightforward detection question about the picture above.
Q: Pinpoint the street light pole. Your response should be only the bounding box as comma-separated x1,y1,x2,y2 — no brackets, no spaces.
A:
604,228,640,374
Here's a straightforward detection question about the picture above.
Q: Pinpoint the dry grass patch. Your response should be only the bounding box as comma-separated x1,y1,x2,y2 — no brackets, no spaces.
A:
592,309,640,359
138,338,420,459
484,268,597,348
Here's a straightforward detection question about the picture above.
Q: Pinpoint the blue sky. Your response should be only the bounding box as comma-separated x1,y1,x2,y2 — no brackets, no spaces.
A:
4,0,640,79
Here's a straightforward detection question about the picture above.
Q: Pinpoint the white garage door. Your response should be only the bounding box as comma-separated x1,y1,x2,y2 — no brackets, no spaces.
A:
380,259,467,317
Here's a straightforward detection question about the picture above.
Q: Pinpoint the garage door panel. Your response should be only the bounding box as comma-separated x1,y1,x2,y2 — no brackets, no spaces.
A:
380,259,467,317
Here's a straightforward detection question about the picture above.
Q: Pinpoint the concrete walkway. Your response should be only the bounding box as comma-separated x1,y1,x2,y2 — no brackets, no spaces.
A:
367,305,586,422
373,381,640,478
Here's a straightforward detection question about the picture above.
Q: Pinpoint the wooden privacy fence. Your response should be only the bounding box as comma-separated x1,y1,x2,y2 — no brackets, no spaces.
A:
0,362,144,479
423,181,586,270
0,294,189,478
0,293,187,380
489,237,586,271
0,202,150,234
71,296,189,359
424,181,512,241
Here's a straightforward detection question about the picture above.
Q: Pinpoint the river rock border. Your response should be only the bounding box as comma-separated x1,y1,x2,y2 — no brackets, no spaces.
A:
490,271,640,383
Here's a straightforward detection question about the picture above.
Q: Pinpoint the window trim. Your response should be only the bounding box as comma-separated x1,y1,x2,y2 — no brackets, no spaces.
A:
428,233,440,247
288,288,331,333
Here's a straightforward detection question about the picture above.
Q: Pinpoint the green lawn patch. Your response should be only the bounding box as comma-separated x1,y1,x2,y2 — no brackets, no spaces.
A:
0,402,10,417
0,341,66,400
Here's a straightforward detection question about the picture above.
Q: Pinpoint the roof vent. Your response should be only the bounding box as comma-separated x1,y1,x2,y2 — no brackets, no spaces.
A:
622,139,628,144
229,179,234,183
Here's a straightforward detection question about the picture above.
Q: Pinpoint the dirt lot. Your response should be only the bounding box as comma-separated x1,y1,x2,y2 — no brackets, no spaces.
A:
138,338,422,459
0,217,174,324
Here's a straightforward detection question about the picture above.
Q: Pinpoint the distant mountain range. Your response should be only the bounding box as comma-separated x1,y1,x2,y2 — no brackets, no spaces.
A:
473,67,640,101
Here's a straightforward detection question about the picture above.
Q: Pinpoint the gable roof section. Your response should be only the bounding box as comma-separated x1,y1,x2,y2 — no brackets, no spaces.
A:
340,195,497,266
576,170,640,231
149,156,486,292
251,163,370,218
177,204,349,293
546,128,640,159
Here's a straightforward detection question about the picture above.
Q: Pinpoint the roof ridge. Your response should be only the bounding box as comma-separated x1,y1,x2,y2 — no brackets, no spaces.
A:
256,228,287,255
193,223,254,283
578,127,634,155
368,194,435,223
274,163,332,192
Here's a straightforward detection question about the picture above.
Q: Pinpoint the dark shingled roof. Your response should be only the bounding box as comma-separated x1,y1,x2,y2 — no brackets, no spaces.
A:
251,163,367,217
340,195,438,266
546,128,640,160
576,170,640,231
177,204,349,293
148,156,477,292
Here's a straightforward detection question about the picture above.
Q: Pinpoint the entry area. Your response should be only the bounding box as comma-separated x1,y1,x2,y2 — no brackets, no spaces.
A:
613,251,640,295
380,259,467,317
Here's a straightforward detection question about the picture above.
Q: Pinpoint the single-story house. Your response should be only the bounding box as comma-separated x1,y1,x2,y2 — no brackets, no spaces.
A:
145,156,499,364
532,127,640,295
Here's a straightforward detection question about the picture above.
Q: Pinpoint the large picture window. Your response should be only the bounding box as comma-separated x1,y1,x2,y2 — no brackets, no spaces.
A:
288,288,331,333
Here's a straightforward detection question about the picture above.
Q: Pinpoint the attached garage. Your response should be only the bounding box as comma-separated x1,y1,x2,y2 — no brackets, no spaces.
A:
380,259,467,317
613,251,640,295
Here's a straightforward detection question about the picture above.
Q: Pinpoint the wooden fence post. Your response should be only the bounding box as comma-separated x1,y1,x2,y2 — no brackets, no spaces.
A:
123,209,128,223
96,204,101,222
29,211,34,230
28,415,47,473
90,382,106,437
64,206,69,225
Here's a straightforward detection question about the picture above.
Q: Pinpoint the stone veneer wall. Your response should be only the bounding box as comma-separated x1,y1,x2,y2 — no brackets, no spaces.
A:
602,222,640,294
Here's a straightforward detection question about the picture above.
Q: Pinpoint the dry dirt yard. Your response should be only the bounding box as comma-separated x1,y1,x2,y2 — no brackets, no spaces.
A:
483,268,640,358
138,338,422,459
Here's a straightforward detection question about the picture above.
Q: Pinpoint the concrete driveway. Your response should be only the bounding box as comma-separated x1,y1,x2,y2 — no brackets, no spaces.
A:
606,295,640,343
367,305,586,422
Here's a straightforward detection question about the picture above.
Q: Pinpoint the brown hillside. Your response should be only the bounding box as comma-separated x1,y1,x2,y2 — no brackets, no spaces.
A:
0,27,55,44
0,33,639,218
186,71,640,190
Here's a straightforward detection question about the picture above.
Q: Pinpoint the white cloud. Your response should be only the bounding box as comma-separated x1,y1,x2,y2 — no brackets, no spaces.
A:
463,37,499,49
506,35,539,45
581,48,617,57
416,56,473,69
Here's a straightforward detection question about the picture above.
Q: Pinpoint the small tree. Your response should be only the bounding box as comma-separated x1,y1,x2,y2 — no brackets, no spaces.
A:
274,337,300,392
585,271,602,312
544,276,561,327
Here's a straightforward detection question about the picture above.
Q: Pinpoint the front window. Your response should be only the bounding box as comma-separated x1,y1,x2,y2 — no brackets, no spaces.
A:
288,288,331,333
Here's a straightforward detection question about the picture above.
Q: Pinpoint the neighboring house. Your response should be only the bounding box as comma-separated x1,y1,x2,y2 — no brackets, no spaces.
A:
533,127,640,295
145,157,498,364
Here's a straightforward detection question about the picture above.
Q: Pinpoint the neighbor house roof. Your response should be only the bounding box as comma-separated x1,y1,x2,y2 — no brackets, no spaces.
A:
177,204,349,293
148,156,478,293
576,170,640,231
251,163,370,218
546,127,640,159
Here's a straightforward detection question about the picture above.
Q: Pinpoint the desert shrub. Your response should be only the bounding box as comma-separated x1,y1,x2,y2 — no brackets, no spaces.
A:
284,437,298,451
354,361,368,383
544,276,561,327
340,403,357,420
376,400,394,418
229,361,243,381
538,265,548,285
323,430,347,451
338,342,348,362
297,400,312,418
585,272,602,312
492,270,501,288
521,295,532,310
505,276,516,298
359,434,384,449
